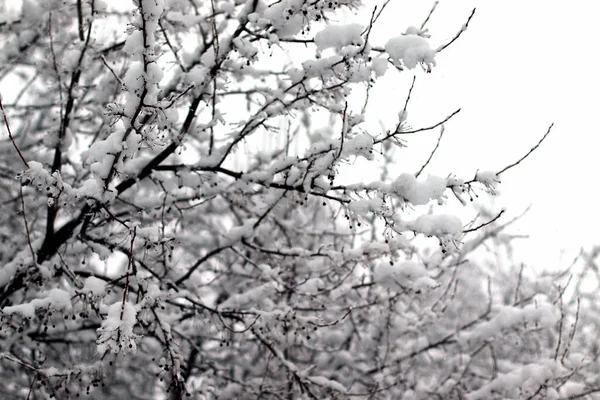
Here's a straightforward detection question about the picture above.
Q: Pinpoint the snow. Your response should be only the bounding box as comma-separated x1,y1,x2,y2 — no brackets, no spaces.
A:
2,0,589,396
405,214,462,237
21,161,52,187
122,31,144,57
346,62,372,83
307,375,347,393
302,55,344,80
82,277,106,297
475,170,500,192
136,226,161,242
96,301,140,355
122,62,145,117
165,11,203,27
0,259,20,289
390,173,447,206
475,170,498,185
218,282,276,310
460,303,559,346
140,282,164,306
2,303,36,319
217,1,235,14
225,218,258,244
0,0,21,23
374,261,436,292
385,34,436,70
146,62,164,89
314,24,364,52
233,37,258,59
77,176,117,203
2,288,72,318
260,3,304,37
465,360,566,400
299,278,324,294
371,57,389,77
62,49,81,72
348,198,384,215
559,382,587,398
342,133,374,160
81,128,125,179
187,65,209,86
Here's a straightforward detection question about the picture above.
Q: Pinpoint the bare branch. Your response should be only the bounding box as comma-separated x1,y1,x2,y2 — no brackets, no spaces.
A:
19,184,36,264
436,8,476,54
462,209,505,234
375,108,460,144
420,1,440,31
496,123,554,176
0,96,29,168
415,125,444,177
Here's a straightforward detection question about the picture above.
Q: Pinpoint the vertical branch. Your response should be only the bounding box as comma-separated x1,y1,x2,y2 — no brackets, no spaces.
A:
0,96,29,168
76,0,85,41
402,75,417,115
208,0,220,156
420,1,439,31
120,227,137,320
561,296,580,363
44,1,95,252
19,185,36,264
415,125,444,178
336,102,349,160
48,12,65,120
554,292,564,360
46,11,65,242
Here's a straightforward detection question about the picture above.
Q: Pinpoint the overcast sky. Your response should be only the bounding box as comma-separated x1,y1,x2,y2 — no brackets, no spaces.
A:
346,0,600,270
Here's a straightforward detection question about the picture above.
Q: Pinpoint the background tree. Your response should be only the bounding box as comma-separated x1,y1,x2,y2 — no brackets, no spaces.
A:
0,0,592,399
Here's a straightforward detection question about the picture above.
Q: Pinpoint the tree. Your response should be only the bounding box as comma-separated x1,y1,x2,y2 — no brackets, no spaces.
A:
0,0,589,399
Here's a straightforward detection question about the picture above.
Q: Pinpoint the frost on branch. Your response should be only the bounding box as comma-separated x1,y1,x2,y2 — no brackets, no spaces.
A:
96,302,141,355
465,360,568,400
385,28,436,70
390,172,447,205
0,0,576,398
314,23,364,53
81,276,107,298
2,289,71,319
374,260,437,292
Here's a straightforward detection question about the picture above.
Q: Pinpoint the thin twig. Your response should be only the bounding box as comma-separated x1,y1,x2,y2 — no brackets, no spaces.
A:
565,387,600,399
554,293,565,360
561,296,580,363
420,1,439,31
462,209,505,234
337,102,349,159
0,96,29,168
375,108,460,144
496,123,554,176
360,6,378,43
159,20,185,72
26,374,36,400
19,185,36,264
513,263,525,305
371,0,392,30
100,56,125,86
416,125,444,177
436,8,476,54
401,108,460,135
403,75,417,115
120,227,137,320
76,0,85,41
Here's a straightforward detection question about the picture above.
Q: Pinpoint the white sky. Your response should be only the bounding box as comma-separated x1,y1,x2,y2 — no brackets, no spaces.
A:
349,0,600,270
